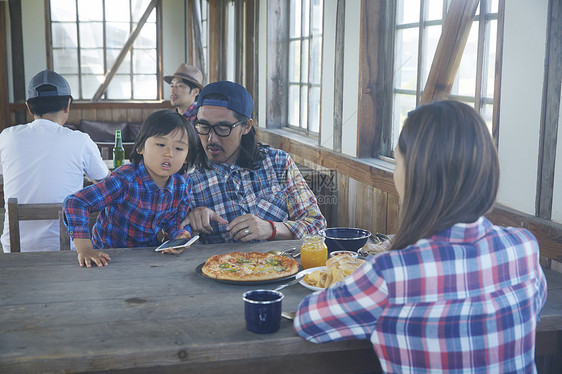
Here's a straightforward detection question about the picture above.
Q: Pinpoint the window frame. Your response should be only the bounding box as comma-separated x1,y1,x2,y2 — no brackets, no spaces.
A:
45,0,162,101
390,0,502,156
286,0,324,137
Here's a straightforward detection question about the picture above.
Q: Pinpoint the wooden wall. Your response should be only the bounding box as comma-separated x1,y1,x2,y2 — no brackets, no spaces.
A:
262,129,401,237
257,128,562,272
6,102,170,130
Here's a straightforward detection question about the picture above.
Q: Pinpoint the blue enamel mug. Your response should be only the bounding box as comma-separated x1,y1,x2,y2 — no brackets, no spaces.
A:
243,290,284,334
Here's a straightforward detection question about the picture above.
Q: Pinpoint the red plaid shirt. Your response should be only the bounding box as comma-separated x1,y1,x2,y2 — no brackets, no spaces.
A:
294,217,547,373
64,160,191,248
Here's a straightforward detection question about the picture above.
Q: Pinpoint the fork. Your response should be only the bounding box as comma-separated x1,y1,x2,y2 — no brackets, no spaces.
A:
272,273,305,291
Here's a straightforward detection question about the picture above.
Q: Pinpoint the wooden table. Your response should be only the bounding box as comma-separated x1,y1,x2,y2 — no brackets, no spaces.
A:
1,241,561,373
0,240,381,374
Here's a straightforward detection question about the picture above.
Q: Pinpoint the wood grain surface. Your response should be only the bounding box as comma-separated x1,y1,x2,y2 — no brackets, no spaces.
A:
0,240,379,373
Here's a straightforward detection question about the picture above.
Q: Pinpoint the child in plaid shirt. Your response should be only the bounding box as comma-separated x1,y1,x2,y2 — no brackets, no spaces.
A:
64,110,201,267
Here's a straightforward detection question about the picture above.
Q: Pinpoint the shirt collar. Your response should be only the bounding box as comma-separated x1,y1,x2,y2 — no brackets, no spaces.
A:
184,102,197,116
136,160,177,193
431,216,492,244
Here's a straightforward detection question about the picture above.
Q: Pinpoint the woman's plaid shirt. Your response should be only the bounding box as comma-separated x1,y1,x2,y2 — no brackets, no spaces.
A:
294,217,547,373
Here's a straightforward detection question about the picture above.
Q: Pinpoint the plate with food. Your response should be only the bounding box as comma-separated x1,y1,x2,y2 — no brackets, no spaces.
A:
196,251,301,285
300,254,366,291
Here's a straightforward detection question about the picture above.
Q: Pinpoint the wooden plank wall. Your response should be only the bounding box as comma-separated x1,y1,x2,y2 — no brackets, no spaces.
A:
257,128,562,274
293,156,399,236
6,102,170,129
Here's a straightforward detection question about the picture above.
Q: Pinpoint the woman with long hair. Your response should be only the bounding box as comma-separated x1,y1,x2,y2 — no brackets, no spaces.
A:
294,100,547,373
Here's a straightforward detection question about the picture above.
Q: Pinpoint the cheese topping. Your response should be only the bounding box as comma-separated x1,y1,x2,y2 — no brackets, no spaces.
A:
219,255,287,275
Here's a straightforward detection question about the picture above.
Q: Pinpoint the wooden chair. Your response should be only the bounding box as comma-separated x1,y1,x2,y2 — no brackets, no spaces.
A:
7,197,66,252
58,210,99,251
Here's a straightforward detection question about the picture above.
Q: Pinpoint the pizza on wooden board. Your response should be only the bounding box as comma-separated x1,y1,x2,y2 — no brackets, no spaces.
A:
201,252,300,281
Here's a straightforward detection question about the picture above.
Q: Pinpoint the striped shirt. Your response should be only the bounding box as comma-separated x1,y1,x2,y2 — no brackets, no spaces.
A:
294,217,547,373
189,147,326,243
64,160,192,248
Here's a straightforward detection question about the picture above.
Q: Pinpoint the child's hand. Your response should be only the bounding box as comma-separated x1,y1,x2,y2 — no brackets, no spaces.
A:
75,238,111,267
160,232,191,255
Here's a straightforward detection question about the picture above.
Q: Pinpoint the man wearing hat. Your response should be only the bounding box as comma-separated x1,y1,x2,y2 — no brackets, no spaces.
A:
0,70,109,252
164,63,204,123
183,80,326,244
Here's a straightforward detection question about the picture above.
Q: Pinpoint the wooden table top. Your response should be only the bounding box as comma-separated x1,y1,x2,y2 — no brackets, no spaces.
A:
0,240,378,373
1,240,560,373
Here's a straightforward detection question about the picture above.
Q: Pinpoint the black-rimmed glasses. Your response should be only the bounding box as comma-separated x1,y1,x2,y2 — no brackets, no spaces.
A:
194,119,245,137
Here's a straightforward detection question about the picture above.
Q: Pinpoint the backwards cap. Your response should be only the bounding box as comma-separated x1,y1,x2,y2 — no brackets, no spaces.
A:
27,69,71,99
196,81,253,118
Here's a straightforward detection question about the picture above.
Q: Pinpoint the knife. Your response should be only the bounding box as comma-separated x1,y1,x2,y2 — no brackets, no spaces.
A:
272,273,305,291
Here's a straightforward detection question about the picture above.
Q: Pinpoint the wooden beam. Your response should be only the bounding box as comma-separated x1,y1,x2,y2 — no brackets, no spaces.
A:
333,0,345,152
0,2,11,130
420,0,480,104
357,0,395,157
187,0,194,64
536,0,562,220
491,0,505,147
234,0,244,84
208,0,225,83
244,0,255,96
8,0,26,124
91,0,159,102
44,0,52,69
266,0,289,129
156,1,163,101
191,0,206,83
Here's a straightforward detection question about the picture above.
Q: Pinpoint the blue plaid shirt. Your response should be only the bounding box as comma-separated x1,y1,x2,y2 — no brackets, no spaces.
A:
189,148,326,243
64,160,192,248
294,217,547,373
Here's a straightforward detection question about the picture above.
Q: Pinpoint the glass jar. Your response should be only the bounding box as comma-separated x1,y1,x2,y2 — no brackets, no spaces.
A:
300,234,328,269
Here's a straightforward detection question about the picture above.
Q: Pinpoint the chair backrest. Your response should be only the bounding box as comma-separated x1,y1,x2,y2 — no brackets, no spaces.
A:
7,197,63,253
58,210,99,251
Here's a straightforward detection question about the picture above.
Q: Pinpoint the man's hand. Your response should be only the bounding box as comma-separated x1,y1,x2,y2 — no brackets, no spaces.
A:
74,238,110,267
182,207,228,234
227,214,274,242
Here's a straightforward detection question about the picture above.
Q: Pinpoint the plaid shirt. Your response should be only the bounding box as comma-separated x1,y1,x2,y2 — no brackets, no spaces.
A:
294,217,547,373
181,102,197,124
64,160,192,249
189,148,326,243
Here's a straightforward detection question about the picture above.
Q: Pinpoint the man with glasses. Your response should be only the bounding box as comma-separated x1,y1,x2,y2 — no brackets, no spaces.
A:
185,81,326,243
164,64,204,123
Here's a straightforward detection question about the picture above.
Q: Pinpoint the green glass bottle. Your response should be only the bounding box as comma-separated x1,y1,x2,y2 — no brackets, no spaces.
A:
113,130,125,169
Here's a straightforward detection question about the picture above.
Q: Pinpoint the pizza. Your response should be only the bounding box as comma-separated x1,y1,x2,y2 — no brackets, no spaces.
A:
201,251,300,281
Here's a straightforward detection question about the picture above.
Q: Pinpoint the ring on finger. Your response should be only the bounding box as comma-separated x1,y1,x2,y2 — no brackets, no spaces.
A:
244,228,251,235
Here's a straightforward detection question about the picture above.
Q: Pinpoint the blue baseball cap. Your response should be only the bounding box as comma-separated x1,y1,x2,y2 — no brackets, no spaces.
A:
28,69,71,99
196,81,253,118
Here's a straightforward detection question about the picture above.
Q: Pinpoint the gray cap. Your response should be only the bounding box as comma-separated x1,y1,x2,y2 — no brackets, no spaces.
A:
27,69,71,99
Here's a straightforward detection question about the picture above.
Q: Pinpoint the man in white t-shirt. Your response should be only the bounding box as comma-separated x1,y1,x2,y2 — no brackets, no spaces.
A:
0,70,109,252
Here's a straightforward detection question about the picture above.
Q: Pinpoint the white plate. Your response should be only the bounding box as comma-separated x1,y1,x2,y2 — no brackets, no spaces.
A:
298,266,328,291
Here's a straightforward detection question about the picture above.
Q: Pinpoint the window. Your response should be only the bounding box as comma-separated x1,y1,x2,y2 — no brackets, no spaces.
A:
199,0,209,81
287,0,324,134
49,0,159,100
392,0,499,153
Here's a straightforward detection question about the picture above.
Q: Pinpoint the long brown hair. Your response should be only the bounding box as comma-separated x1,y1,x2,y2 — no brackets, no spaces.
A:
390,100,499,251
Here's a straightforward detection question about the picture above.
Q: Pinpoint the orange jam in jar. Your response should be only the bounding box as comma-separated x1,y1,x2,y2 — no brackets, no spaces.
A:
300,234,328,269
